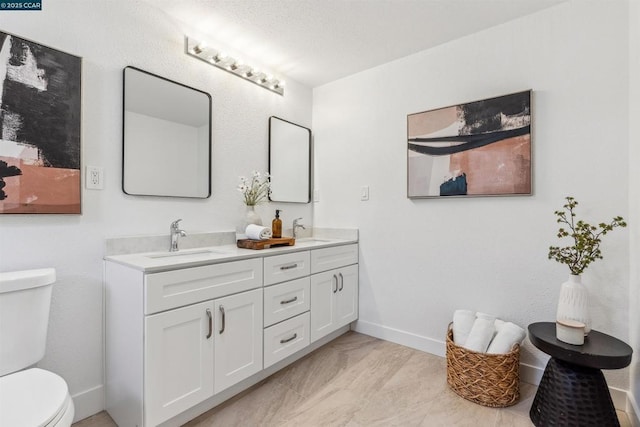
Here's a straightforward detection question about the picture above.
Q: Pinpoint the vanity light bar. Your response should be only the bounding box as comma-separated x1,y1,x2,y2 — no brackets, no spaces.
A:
185,36,285,96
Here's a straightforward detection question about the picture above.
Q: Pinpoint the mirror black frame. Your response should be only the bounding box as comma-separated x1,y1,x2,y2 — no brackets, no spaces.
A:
268,116,312,203
122,66,212,198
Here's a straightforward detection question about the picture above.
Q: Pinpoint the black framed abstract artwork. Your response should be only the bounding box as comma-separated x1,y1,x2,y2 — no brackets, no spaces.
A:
407,90,531,198
0,31,81,214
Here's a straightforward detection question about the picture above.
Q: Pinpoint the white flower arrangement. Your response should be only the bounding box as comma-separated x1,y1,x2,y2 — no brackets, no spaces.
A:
238,171,271,206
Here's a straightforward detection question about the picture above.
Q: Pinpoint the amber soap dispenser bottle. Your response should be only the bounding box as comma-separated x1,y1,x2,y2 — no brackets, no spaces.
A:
272,209,282,238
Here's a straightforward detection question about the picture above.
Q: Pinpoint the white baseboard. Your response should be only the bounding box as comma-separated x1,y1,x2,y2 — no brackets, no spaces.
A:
353,320,445,357
354,320,630,412
519,362,544,386
609,387,630,413
71,384,104,423
629,392,640,427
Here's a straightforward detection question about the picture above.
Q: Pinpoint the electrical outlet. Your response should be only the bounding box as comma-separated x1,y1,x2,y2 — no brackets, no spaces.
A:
86,166,104,190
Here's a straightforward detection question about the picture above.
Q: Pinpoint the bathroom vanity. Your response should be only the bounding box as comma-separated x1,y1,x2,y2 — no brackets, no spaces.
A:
104,236,358,427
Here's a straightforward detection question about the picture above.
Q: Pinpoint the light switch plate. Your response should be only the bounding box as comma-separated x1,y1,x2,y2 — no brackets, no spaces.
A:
360,186,369,201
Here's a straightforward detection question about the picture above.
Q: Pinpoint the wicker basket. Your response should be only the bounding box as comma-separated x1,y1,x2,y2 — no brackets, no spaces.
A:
446,324,520,407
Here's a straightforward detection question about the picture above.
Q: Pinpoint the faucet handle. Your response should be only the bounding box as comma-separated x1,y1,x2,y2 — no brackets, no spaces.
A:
171,219,183,229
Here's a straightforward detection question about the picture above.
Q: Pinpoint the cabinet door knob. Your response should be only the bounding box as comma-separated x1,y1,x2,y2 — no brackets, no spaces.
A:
333,274,338,293
280,263,298,271
219,305,225,334
338,273,344,291
280,296,298,305
280,333,298,344
206,308,212,339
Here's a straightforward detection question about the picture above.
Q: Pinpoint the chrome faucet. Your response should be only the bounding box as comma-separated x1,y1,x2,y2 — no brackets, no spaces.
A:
293,217,306,239
170,219,187,252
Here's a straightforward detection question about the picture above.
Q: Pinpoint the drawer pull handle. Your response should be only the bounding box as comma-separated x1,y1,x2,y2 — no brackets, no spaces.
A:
206,308,212,339
280,333,298,344
280,263,298,271
338,273,344,291
333,274,338,293
280,296,298,305
219,305,225,334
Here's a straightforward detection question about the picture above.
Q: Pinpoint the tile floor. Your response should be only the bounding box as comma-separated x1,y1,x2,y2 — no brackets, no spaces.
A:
74,332,632,427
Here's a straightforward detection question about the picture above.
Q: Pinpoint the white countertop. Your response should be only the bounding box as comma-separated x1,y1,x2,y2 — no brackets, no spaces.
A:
104,237,358,272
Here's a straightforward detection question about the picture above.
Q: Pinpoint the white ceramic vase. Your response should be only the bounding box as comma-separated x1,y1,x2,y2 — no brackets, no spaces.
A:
244,205,263,226
236,205,263,240
556,274,591,335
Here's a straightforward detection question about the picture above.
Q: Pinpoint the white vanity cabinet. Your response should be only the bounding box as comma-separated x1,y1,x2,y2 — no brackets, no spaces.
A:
105,240,358,427
105,258,263,427
310,245,359,342
140,286,263,425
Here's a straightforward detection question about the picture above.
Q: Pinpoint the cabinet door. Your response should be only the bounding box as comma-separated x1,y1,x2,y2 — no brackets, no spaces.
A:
145,300,214,426
214,288,263,394
335,264,359,327
310,270,338,342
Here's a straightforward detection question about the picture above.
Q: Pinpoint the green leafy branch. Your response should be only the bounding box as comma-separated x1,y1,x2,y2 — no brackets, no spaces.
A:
548,196,627,275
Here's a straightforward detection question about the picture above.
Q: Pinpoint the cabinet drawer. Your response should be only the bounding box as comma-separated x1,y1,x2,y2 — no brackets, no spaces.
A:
263,251,310,286
264,312,310,369
311,244,358,274
145,258,262,314
264,277,310,327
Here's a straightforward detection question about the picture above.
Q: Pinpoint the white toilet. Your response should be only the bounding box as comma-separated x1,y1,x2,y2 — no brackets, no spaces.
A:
0,268,75,427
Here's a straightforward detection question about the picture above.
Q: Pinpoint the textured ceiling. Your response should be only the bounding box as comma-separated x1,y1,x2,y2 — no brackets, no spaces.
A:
149,0,565,88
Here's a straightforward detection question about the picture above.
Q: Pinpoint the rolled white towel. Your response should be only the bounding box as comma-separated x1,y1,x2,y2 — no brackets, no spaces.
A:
463,313,497,353
245,224,273,240
494,318,506,332
486,322,526,354
452,309,476,346
476,312,497,323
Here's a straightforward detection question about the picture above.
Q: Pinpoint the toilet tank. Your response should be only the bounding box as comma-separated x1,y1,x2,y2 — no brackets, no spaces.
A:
0,268,55,377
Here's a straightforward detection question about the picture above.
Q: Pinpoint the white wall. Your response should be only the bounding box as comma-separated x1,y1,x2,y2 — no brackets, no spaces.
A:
0,1,312,420
314,0,631,390
629,0,640,417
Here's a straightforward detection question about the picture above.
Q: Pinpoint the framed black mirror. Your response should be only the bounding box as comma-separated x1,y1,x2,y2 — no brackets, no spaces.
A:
123,66,212,198
268,116,311,203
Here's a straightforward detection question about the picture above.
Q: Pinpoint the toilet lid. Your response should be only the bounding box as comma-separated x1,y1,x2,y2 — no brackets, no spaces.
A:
0,368,70,427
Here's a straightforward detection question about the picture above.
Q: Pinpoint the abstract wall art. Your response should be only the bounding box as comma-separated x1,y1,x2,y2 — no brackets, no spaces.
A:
407,90,531,199
0,31,81,214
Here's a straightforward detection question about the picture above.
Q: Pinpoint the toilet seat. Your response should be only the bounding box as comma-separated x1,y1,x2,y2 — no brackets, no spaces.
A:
45,394,74,427
0,368,74,427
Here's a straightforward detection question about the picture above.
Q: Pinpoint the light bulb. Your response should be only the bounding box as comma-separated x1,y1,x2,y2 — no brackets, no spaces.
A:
228,59,243,71
212,52,227,63
261,74,272,84
191,42,206,54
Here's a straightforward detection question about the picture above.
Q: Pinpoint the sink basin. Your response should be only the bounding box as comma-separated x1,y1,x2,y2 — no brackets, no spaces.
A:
147,249,227,259
297,238,331,243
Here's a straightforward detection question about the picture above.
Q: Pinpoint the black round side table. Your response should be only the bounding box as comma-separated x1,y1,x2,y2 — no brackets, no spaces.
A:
528,322,632,427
